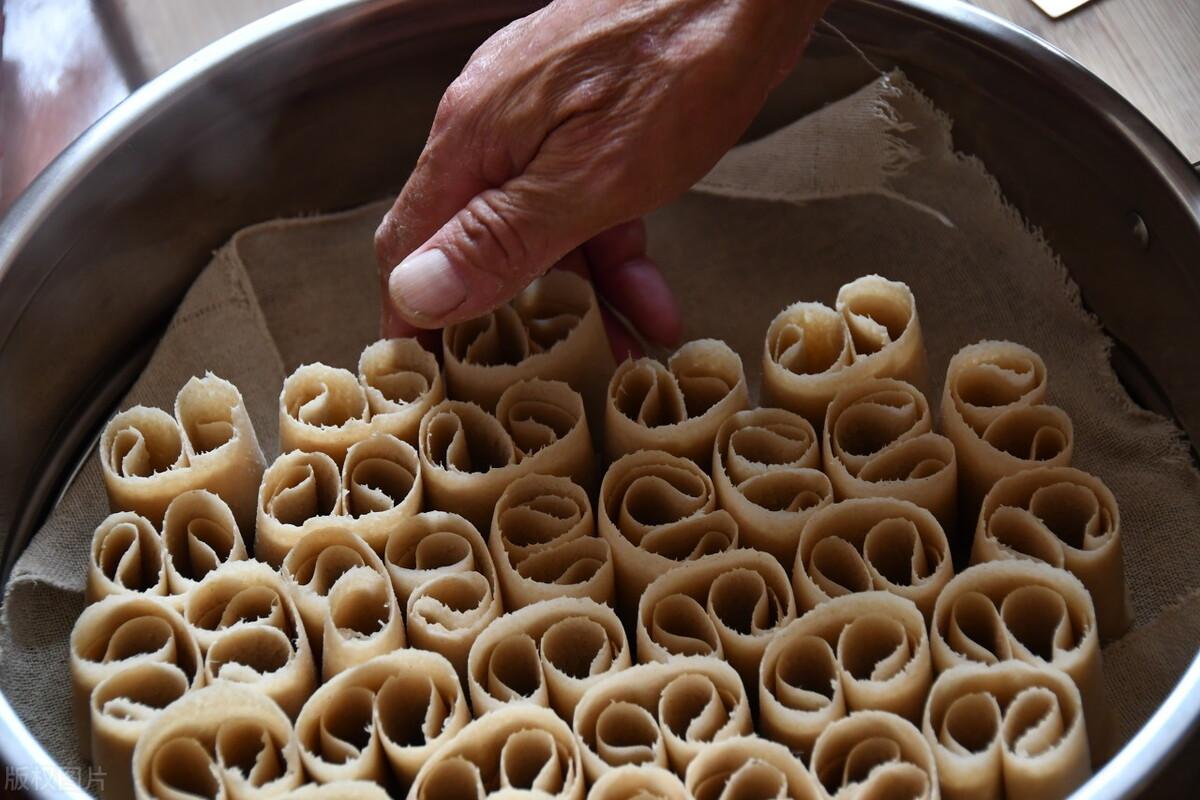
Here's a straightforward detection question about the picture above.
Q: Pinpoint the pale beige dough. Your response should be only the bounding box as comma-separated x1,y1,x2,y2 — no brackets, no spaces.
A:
86,512,168,605
279,363,373,464
100,374,266,533
598,449,739,615
923,662,1090,800
711,407,831,566
339,433,423,553
683,735,822,800
280,527,406,679
823,378,956,532
467,597,630,723
636,549,796,691
294,650,470,787
131,683,304,799
489,473,614,608
290,782,393,799
759,592,932,758
358,337,445,444
605,338,750,463
442,269,615,427
572,656,752,781
587,765,690,800
810,710,940,800
161,489,248,600
410,704,586,800
930,561,1110,762
793,497,953,619
971,466,1130,642
255,450,343,567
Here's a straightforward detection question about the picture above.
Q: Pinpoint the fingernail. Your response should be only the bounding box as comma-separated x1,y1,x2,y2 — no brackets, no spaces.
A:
388,249,467,320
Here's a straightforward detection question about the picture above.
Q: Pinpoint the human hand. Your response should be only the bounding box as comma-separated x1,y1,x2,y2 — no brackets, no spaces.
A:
376,0,830,356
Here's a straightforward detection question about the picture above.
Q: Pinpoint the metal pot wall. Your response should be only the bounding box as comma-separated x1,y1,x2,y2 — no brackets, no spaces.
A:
0,0,1197,796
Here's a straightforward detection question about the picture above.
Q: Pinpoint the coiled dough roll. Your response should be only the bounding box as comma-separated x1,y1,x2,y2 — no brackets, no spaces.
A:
636,549,796,691
712,408,832,566
823,378,956,531
763,276,927,425
340,433,423,553
358,337,445,444
281,527,406,679
131,683,304,799
70,595,203,762
587,765,689,800
290,782,392,799
443,269,615,425
256,450,343,567
605,339,750,463
489,474,614,608
683,736,822,800
181,560,317,718
793,498,953,619
410,704,586,800
161,489,248,599
759,592,931,757
923,662,1090,800
467,597,631,722
384,511,502,681
89,662,191,800
280,364,372,464
86,512,168,604
810,710,939,800
294,650,470,787
940,341,1074,522
598,449,740,614
419,379,594,531
971,466,1129,642
572,657,753,781
100,374,266,532
930,561,1108,762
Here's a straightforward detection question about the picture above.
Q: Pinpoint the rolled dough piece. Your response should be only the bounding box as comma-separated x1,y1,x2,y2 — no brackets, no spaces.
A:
573,656,752,781
290,782,393,799
810,710,940,800
161,489,248,600
823,378,956,531
358,337,445,445
86,512,168,604
759,591,932,757
279,363,372,464
131,683,304,799
683,735,822,800
466,597,630,723
339,432,423,554
255,450,343,567
587,765,689,800
971,466,1130,642
793,497,953,619
923,662,1090,800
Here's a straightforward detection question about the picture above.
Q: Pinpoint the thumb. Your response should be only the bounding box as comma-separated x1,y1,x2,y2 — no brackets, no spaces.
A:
386,175,603,328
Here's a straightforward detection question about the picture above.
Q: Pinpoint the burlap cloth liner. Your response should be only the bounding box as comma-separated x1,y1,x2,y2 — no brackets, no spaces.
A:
2,70,1197,778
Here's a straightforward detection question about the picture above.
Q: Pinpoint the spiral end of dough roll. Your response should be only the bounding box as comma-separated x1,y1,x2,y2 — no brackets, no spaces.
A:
340,432,423,553
810,710,939,800
161,489,248,599
256,449,344,566
87,511,168,605
683,735,822,800
359,337,445,444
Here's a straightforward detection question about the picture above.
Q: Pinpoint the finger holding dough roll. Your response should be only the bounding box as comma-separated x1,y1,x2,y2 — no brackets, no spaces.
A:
443,269,615,425
713,408,831,566
359,337,445,444
410,704,586,800
605,339,750,463
281,527,406,679
940,341,1074,522
489,473,613,608
295,650,470,787
182,560,317,718
573,657,752,781
972,466,1130,642
161,489,248,600
759,592,931,757
923,662,1090,800
131,682,304,799
99,374,266,533
793,498,953,619
810,710,939,800
340,433,423,554
256,449,343,567
280,363,372,463
588,764,689,800
599,449,739,614
930,561,1109,762
86,511,168,604
90,661,191,800
637,549,796,691
823,378,956,531
684,735,822,800
69,595,203,762
467,597,631,722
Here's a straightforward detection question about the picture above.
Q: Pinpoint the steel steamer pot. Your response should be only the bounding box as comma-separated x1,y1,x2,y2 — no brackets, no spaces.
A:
0,0,1197,797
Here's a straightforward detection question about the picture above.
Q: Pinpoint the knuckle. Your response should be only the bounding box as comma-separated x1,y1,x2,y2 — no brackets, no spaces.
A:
450,192,542,281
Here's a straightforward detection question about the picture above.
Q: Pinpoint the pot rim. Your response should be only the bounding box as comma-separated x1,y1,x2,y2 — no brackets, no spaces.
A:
0,1,1196,797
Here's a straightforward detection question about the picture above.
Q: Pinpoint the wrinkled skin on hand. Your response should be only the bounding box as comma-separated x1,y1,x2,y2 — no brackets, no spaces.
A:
376,0,830,356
